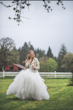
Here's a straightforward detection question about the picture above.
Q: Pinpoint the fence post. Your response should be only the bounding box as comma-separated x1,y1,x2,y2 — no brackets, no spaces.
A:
54,71,56,78
3,70,5,78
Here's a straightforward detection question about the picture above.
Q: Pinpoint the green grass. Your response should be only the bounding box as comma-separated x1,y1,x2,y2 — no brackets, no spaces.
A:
0,77,73,110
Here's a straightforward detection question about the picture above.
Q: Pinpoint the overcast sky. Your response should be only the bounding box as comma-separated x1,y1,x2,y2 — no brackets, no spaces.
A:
0,1,73,57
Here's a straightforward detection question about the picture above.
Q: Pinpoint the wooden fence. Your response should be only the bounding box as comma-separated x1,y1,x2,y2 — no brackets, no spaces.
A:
0,71,72,78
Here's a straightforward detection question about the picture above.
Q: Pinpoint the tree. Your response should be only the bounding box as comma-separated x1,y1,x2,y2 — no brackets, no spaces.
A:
57,44,67,72
39,56,49,63
28,41,34,51
39,56,49,72
36,53,39,59
18,42,29,65
61,53,73,71
18,41,34,65
47,58,58,72
0,37,15,71
0,0,66,25
47,46,53,58
39,61,47,72
18,41,46,65
61,53,73,86
53,56,57,62
7,46,20,65
39,57,58,72
34,48,45,60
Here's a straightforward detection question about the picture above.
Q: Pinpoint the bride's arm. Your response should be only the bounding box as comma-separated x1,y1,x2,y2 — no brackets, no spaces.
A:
35,58,40,70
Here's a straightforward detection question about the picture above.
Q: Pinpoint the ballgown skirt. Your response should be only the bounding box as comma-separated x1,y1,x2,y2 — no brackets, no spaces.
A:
6,68,50,100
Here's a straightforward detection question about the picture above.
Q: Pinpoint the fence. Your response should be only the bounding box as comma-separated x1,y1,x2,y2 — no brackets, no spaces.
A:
0,71,72,78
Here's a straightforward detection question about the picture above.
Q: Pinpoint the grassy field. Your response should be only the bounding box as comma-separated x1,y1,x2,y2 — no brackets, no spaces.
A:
0,77,73,110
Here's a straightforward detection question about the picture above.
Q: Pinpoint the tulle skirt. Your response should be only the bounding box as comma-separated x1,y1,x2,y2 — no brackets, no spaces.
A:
6,68,50,100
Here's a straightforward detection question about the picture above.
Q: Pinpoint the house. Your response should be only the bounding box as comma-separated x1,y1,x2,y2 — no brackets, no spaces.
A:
5,64,26,71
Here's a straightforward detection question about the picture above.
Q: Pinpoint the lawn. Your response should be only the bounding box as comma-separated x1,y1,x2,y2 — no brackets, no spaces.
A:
0,77,73,110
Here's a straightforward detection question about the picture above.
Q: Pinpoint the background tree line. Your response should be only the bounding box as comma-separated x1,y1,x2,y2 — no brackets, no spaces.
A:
0,37,73,72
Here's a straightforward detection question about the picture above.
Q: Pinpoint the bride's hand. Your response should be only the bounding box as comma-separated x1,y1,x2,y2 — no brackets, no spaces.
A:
32,65,36,69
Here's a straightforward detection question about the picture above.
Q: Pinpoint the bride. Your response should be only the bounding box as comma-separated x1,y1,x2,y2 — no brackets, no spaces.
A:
6,50,50,100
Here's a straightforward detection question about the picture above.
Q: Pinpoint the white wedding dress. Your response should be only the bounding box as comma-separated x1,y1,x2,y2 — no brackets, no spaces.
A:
6,68,50,100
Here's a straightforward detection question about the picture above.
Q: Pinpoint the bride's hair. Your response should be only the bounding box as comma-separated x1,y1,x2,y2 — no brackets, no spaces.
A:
22,50,35,64
27,50,35,61
23,50,35,63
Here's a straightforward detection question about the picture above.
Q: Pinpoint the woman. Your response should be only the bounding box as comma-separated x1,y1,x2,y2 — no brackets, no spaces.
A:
6,50,50,100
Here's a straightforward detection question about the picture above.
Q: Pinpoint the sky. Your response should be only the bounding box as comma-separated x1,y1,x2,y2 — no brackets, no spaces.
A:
0,1,73,57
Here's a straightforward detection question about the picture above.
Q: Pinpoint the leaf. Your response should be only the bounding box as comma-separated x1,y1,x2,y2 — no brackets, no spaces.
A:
13,7,16,10
21,6,25,9
8,17,11,20
48,0,50,3
64,7,66,10
14,18,17,20
62,3,64,5
26,3,31,6
48,6,51,9
51,9,53,11
43,4,47,8
58,0,60,2
8,5,11,7
16,10,20,13
57,2,59,5
22,2,26,4
17,14,20,19
12,1,15,3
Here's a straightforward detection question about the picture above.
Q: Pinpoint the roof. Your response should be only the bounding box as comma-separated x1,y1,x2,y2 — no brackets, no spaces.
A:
14,64,25,69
